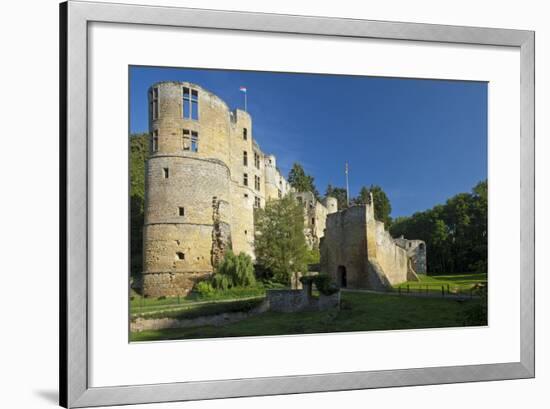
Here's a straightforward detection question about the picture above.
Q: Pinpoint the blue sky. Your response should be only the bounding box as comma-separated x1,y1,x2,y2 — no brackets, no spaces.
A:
130,66,487,218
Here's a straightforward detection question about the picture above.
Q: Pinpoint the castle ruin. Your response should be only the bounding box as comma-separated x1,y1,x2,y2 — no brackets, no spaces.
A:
142,82,332,296
141,81,425,297
319,194,425,291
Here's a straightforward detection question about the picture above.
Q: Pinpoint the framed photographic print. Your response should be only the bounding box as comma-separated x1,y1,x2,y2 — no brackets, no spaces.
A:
60,1,534,407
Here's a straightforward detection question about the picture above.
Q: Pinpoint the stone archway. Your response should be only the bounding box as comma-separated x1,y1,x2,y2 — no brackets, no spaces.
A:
336,265,347,288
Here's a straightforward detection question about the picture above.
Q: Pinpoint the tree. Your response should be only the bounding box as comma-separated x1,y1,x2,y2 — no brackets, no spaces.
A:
129,133,149,277
254,195,309,286
211,251,256,290
389,180,488,275
353,185,393,227
325,184,349,210
288,163,320,199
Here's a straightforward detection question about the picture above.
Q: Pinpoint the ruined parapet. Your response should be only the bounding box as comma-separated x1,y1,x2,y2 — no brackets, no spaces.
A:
211,197,232,268
394,236,427,275
324,196,338,214
296,191,330,250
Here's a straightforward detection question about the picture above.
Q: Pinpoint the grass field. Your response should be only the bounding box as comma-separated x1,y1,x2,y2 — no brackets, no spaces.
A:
130,290,485,342
393,273,487,294
130,286,268,316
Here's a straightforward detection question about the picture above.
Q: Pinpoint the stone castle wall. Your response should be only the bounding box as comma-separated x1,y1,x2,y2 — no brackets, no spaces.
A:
394,237,427,274
321,203,419,291
142,81,297,296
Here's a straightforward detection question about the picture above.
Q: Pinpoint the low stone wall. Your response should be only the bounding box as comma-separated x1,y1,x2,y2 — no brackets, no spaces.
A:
267,289,340,313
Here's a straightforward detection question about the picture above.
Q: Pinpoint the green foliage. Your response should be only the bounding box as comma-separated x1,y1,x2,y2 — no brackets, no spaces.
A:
301,274,339,296
305,248,320,265
462,283,488,326
288,163,320,199
131,291,485,341
211,251,256,290
129,133,149,277
390,180,488,275
254,194,309,286
325,184,349,210
353,185,393,227
195,281,215,297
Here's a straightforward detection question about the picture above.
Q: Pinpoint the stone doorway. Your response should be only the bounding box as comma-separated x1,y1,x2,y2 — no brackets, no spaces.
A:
336,265,347,288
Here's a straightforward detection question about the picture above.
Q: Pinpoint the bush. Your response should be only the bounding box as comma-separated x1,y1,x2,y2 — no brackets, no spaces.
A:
211,250,256,290
300,274,339,296
195,281,214,297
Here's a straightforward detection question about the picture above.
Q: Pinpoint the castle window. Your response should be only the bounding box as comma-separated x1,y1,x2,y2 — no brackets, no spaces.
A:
183,87,199,120
182,129,190,150
243,151,248,166
163,167,169,178
243,173,248,186
178,207,185,216
254,175,261,191
278,189,282,198
254,152,260,169
243,128,248,140
150,87,159,120
152,130,159,153
191,90,199,120
176,252,185,260
191,131,199,152
312,218,315,225
244,193,249,198
254,197,261,208
244,230,248,235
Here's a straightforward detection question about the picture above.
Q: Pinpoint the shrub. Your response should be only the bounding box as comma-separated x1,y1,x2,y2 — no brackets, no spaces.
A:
157,295,166,301
212,250,256,290
195,281,214,297
301,274,339,296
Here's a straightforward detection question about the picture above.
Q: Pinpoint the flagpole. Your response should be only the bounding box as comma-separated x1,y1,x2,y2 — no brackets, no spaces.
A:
345,162,349,206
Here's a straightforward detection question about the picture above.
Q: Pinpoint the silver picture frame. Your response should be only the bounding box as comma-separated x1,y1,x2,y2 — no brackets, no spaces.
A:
60,1,535,407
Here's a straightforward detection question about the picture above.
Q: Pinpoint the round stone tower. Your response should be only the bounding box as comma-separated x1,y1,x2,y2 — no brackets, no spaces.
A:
142,81,233,297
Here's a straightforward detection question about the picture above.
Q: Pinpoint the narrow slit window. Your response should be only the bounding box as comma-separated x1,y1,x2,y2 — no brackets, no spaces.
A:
243,128,247,140
243,173,248,186
152,130,159,153
243,151,248,166
163,167,169,178
179,207,185,216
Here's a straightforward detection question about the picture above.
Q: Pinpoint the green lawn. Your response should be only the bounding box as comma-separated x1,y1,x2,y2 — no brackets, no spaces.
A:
130,290,485,342
130,286,268,316
394,273,487,294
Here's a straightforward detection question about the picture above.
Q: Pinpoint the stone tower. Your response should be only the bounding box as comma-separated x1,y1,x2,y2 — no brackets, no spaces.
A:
142,81,293,297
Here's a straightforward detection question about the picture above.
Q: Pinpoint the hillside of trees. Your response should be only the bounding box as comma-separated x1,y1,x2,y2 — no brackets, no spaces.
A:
130,133,148,277
390,181,488,275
